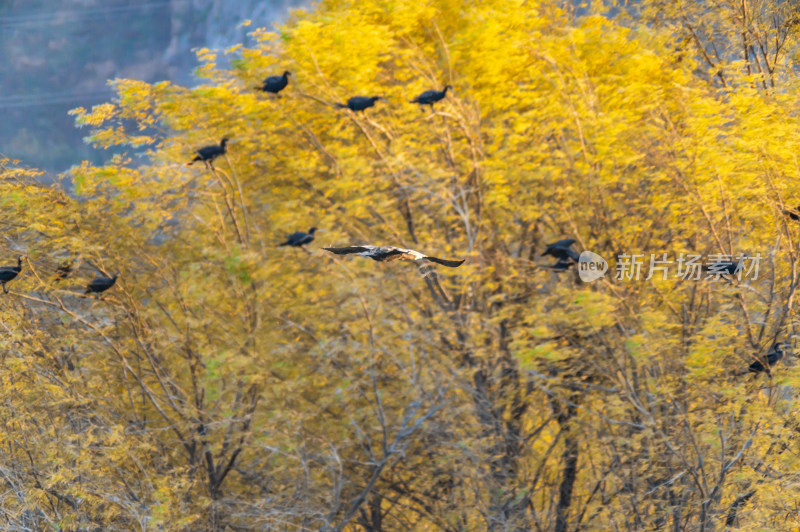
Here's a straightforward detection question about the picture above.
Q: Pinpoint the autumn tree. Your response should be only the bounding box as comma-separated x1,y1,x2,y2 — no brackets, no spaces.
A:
2,0,800,530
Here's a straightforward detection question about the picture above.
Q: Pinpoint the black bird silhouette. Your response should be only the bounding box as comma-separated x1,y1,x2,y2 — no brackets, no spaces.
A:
703,260,742,276
55,261,72,282
256,71,291,94
186,138,228,168
86,274,118,295
748,342,786,373
784,205,800,221
410,85,452,108
324,246,465,267
0,256,22,294
280,228,317,247
541,239,580,269
337,96,382,112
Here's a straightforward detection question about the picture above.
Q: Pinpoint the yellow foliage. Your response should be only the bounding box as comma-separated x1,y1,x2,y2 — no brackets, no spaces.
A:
2,0,800,529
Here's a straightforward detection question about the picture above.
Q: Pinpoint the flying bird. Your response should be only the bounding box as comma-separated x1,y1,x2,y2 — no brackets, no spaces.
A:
748,342,786,373
541,239,580,269
86,274,118,295
323,246,465,267
256,71,291,95
542,239,580,262
337,96,382,112
541,259,572,272
410,85,452,109
0,256,22,294
186,138,228,168
279,228,317,247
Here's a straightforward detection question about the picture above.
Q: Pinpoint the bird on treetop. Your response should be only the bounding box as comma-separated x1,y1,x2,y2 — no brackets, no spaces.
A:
186,138,229,168
410,85,452,109
0,255,23,294
256,71,291,95
337,96,382,112
279,228,317,247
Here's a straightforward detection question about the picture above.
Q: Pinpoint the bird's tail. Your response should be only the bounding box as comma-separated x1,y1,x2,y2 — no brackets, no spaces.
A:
425,257,465,268
278,242,290,247
185,159,196,167
336,103,347,109
85,287,91,294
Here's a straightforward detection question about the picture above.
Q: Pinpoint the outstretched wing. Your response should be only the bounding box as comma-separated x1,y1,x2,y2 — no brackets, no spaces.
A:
541,260,571,271
323,246,372,255
423,256,465,268
566,247,580,261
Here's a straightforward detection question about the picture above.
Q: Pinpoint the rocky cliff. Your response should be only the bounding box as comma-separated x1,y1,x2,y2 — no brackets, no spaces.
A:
0,0,302,173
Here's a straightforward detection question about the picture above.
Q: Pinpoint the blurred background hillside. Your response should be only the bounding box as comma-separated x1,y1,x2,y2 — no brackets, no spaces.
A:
0,0,302,175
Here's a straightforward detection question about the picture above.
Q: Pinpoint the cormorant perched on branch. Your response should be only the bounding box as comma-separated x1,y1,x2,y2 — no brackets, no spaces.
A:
0,256,22,294
279,228,317,247
86,274,118,295
541,239,580,269
55,261,72,282
410,85,452,108
324,245,465,267
748,342,786,373
703,260,742,276
337,96,382,112
256,71,291,94
784,205,800,221
186,138,228,168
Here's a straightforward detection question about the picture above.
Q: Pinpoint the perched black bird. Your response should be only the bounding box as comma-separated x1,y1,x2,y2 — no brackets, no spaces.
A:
703,260,742,276
784,205,800,221
279,228,317,247
86,274,118,295
0,256,22,294
186,138,228,167
410,85,452,108
542,239,580,266
256,71,291,94
324,246,465,267
337,96,382,112
748,342,786,373
55,261,72,282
